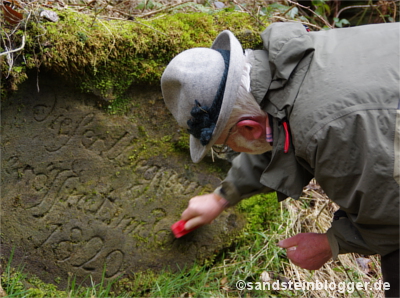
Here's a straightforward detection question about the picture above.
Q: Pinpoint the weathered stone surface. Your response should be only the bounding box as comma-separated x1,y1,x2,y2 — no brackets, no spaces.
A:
1,74,244,287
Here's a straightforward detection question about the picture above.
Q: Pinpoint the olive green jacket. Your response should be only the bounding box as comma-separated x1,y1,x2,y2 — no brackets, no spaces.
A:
215,22,400,258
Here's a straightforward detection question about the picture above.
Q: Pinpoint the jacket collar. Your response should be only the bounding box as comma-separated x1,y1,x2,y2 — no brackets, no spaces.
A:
260,116,314,201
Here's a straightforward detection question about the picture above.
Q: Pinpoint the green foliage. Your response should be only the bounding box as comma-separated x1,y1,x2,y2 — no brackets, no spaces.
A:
333,17,351,28
312,0,331,18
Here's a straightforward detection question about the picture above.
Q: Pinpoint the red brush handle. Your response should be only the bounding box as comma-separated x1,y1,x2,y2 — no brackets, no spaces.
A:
171,220,198,238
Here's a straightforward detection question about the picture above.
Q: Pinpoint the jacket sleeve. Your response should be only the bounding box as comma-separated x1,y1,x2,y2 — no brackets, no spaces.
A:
326,210,377,260
214,151,275,206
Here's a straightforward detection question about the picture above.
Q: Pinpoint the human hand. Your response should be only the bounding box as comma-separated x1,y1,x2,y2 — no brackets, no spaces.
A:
277,233,332,270
181,193,228,230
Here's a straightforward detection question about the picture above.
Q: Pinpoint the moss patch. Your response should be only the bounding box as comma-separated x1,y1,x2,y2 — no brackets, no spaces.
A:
1,9,266,105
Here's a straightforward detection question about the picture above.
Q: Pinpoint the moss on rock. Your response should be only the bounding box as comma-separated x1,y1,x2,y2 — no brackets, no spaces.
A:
1,9,266,104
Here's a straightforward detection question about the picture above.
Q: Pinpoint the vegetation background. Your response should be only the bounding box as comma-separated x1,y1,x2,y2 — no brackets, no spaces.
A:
1,0,399,297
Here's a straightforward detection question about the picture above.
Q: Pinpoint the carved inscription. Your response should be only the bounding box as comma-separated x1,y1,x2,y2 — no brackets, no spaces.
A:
1,79,241,286
20,158,203,278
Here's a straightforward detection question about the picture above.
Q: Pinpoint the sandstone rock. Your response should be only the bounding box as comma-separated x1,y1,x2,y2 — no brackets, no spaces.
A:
0,74,244,287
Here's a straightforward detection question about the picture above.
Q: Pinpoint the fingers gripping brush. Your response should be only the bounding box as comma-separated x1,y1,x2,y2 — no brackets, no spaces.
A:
171,220,199,238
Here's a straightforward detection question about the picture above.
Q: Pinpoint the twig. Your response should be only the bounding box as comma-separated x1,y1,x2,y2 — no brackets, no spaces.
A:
286,0,332,29
136,0,194,18
106,8,170,36
0,35,25,57
1,31,13,76
232,0,266,27
132,19,168,36
96,18,116,59
282,5,296,17
90,2,108,28
336,4,378,20
372,3,391,23
334,4,379,27
232,0,245,12
142,0,148,13
314,202,328,229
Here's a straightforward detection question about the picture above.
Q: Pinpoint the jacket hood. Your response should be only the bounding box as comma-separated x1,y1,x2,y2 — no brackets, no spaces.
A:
246,49,271,105
261,22,315,90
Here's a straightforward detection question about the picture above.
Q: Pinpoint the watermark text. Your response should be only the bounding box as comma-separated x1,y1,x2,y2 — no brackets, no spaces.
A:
235,279,390,293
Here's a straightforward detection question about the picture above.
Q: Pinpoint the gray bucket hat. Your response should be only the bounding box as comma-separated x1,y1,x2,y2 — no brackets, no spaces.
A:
161,30,245,163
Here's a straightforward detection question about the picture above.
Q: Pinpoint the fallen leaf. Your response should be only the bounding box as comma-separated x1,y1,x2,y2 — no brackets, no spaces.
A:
40,10,59,22
260,271,270,283
220,276,228,286
0,283,7,298
356,257,372,274
222,286,230,291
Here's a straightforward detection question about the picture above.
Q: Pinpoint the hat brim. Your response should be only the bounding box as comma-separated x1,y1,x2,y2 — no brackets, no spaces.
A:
190,30,245,163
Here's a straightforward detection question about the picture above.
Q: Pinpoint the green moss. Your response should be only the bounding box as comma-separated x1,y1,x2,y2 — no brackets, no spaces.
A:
1,262,66,297
172,133,190,152
237,192,279,232
114,269,158,297
25,276,66,297
1,10,266,105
